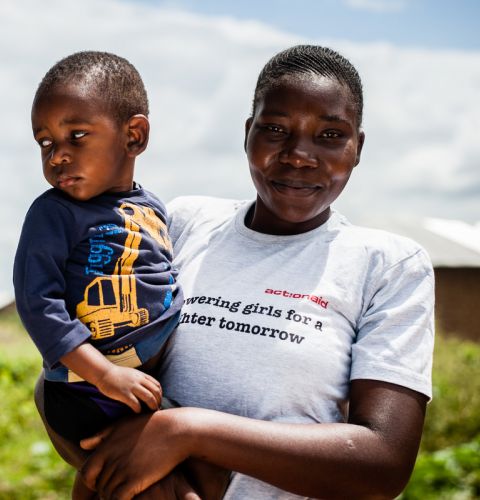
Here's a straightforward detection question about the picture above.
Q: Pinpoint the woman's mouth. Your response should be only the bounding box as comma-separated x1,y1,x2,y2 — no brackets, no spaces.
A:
271,179,321,196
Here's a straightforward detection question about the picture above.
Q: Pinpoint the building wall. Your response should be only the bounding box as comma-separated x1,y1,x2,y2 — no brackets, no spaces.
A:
435,267,480,342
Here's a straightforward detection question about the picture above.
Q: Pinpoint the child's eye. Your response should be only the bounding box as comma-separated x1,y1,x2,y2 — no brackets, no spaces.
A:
267,125,283,132
266,125,285,133
71,131,87,140
38,138,52,148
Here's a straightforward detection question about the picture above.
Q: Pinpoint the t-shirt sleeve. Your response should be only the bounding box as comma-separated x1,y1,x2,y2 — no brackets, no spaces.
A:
350,247,435,399
13,197,91,368
166,196,198,246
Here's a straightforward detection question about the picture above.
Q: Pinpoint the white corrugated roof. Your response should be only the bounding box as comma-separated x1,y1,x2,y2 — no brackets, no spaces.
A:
355,216,480,267
424,218,480,254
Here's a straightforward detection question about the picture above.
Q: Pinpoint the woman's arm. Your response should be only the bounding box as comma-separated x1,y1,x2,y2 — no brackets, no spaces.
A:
33,373,212,500
81,379,427,499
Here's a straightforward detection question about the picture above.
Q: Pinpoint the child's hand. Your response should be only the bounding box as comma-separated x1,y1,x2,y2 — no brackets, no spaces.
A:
95,365,162,413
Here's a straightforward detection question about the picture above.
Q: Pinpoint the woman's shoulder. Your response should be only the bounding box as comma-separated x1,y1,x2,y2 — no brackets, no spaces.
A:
167,196,246,224
166,195,249,241
334,213,433,272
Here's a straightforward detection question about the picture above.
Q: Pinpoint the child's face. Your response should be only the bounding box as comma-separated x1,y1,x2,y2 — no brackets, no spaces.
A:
245,75,365,234
31,83,133,201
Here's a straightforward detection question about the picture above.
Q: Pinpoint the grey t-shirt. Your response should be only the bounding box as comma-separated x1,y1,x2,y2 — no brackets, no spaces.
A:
159,196,434,499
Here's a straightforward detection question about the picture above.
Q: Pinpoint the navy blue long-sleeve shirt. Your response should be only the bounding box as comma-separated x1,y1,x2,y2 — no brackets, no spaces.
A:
14,185,182,381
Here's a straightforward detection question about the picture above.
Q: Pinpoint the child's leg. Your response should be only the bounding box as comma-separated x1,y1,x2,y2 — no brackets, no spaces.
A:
43,378,130,443
34,373,88,468
37,371,230,499
35,373,94,498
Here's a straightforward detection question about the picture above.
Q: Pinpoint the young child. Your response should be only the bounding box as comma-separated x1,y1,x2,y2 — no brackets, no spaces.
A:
16,51,231,500
13,51,183,444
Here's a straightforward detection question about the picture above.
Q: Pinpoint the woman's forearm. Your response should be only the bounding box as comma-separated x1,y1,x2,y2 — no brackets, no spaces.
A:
181,408,407,499
81,380,426,499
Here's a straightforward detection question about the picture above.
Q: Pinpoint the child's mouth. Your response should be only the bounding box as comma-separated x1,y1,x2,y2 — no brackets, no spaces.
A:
57,176,80,188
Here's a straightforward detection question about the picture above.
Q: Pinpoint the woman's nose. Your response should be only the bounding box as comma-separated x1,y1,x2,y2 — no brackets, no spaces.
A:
280,136,318,168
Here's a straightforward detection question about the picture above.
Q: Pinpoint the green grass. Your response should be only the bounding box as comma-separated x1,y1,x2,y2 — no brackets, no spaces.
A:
401,436,480,499
400,333,480,500
420,334,480,452
0,310,74,499
1,311,479,498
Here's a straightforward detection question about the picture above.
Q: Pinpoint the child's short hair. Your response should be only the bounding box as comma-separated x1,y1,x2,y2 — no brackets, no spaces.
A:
253,45,363,127
34,51,149,123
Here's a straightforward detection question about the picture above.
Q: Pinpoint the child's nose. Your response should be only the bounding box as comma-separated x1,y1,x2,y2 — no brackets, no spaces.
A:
48,145,71,167
280,136,318,169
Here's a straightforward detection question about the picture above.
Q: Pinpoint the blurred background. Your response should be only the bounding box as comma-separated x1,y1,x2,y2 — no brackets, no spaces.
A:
1,0,479,498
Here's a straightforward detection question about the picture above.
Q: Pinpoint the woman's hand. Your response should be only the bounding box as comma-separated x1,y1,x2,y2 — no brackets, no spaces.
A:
134,469,201,500
80,409,192,499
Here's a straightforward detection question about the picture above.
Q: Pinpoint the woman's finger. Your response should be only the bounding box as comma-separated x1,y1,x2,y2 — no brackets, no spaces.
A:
134,480,174,499
174,473,202,500
80,425,113,450
90,457,123,498
80,450,106,490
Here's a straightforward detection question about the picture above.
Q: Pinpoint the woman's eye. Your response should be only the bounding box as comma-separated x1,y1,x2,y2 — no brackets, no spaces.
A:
38,138,52,148
72,131,87,140
321,131,341,139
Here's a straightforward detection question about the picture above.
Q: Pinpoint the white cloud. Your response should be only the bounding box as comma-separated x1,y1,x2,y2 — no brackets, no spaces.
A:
1,0,479,294
336,43,480,220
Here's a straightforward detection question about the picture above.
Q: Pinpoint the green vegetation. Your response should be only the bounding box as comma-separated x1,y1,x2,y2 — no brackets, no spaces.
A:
0,309,74,499
421,335,480,452
0,310,479,499
400,334,480,499
402,436,480,500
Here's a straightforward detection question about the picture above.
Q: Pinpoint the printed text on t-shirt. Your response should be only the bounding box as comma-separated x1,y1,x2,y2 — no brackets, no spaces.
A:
264,288,329,308
181,295,326,346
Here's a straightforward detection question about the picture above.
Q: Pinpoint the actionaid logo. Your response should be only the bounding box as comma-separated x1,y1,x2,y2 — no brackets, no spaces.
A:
264,289,329,309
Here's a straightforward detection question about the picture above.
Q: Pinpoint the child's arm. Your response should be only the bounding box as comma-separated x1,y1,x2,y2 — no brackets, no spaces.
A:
61,343,162,413
14,195,161,414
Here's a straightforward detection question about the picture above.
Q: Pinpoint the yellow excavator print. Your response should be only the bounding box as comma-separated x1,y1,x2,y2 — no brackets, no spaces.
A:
76,202,171,341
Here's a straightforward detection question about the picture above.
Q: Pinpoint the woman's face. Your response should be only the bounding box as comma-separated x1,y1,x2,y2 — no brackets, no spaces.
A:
244,74,364,235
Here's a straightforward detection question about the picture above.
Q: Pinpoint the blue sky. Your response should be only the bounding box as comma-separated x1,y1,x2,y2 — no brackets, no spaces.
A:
146,0,480,50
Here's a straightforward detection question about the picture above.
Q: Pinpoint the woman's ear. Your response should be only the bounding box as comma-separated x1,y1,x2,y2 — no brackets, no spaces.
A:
125,114,150,157
354,130,365,167
244,117,253,153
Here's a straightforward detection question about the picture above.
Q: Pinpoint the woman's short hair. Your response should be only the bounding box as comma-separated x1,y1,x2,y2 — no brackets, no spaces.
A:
253,45,363,126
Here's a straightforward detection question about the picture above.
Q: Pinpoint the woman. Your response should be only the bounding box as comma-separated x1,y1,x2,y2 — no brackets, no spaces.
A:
37,45,434,499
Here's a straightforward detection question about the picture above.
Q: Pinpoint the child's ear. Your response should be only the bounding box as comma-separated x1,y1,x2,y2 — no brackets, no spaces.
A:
354,130,365,167
125,114,149,157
